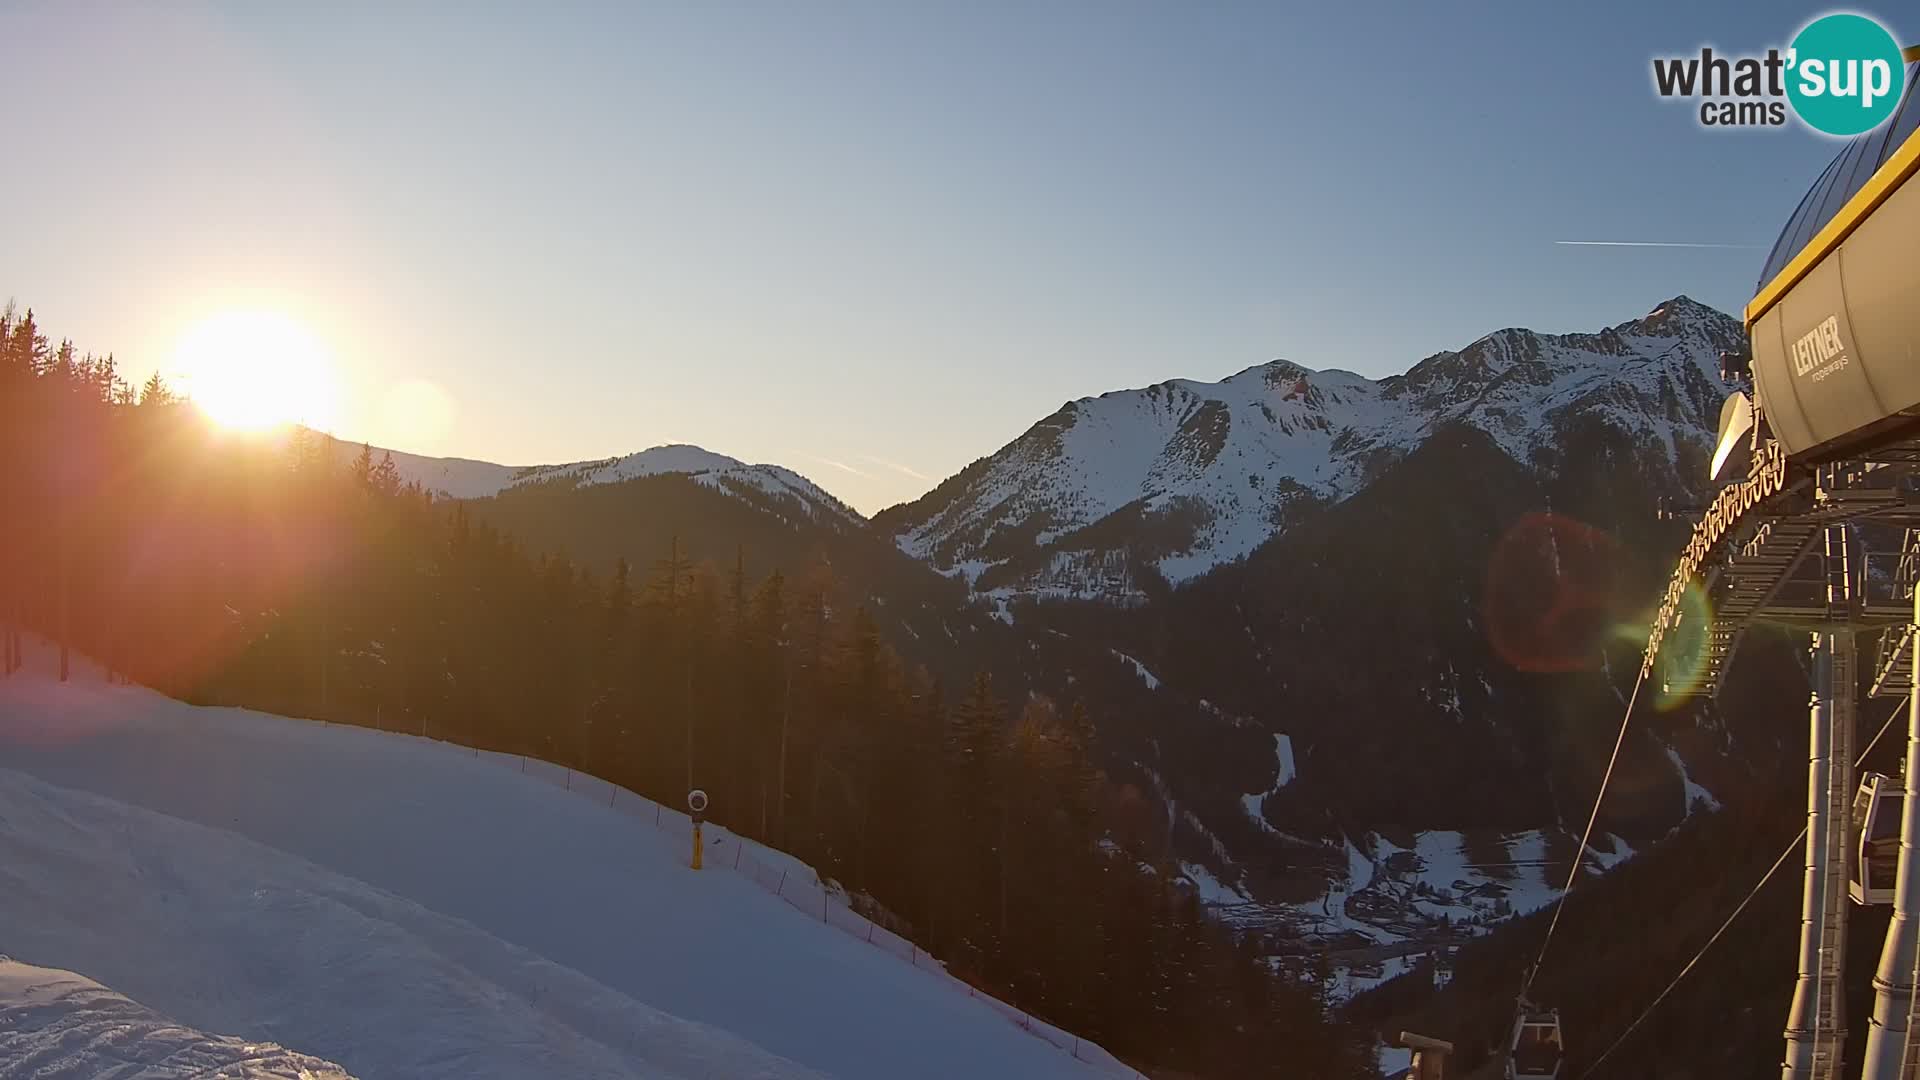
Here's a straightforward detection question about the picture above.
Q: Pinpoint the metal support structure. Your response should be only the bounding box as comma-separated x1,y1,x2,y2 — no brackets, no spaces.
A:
1788,522,1859,1080
1788,632,1858,1079
1829,527,1860,1079
1830,631,1858,1077
1862,558,1920,1079
1640,91,1920,1062
1788,635,1839,1079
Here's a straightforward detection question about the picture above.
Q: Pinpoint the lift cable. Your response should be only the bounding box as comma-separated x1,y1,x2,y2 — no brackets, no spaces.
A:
1521,664,1648,1000
1574,697,1908,1079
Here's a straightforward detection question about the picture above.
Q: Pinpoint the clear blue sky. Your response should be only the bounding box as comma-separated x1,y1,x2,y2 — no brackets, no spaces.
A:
0,2,1884,512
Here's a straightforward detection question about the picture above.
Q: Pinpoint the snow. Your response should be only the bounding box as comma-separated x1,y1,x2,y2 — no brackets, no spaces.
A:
1178,862,1252,906
1272,733,1296,786
1407,832,1471,890
1239,734,1296,834
1373,829,1574,921
1108,650,1161,690
989,596,1015,625
1338,954,1413,999
322,434,862,526
1325,910,1403,946
0,958,356,1079
0,766,827,1080
890,298,1734,597
1197,698,1252,726
1279,825,1637,958
1346,836,1375,893
937,559,1005,586
1377,1044,1414,1078
1495,831,1564,916
319,435,519,499
0,647,1122,1080
562,444,742,480
1666,745,1723,814
1254,838,1405,947
1240,792,1278,834
1272,823,1632,964
1587,832,1637,870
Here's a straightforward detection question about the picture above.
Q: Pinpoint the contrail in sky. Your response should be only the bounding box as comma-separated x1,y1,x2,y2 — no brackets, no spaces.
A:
801,454,872,479
860,455,931,481
1554,240,1764,249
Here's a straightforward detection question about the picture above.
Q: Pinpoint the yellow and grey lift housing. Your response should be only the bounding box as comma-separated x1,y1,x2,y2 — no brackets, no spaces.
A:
1640,56,1920,696
1747,53,1920,465
1622,54,1920,1080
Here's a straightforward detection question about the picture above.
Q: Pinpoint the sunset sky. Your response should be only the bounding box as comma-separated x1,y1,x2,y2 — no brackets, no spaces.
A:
0,1,1863,512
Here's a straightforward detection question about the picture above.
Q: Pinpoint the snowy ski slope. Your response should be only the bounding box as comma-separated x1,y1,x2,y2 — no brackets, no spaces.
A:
0,958,357,1079
0,642,1124,1080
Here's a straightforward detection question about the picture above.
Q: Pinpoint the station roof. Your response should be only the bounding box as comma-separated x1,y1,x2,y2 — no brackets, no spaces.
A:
1752,59,1920,320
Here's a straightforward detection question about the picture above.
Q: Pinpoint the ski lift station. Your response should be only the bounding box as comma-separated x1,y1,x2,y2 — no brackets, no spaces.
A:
1508,47,1920,1080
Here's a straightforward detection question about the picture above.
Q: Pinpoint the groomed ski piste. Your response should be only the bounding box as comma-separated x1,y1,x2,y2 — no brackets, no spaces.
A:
0,957,356,1079
0,639,1132,1080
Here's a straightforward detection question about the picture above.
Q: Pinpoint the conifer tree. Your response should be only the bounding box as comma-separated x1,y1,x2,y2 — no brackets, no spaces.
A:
138,370,175,406
350,443,375,489
0,305,1375,1080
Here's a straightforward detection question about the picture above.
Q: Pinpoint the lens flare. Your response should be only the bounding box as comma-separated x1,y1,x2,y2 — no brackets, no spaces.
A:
379,378,456,450
1485,513,1624,673
1650,580,1714,708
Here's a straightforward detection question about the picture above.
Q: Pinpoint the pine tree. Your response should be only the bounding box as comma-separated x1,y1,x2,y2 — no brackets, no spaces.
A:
350,443,376,489
10,309,48,374
749,568,788,839
0,302,1380,1078
138,370,175,406
372,451,400,497
647,535,697,791
946,671,1006,973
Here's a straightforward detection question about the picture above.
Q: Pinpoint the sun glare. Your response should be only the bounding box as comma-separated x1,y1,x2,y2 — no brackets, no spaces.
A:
174,311,340,432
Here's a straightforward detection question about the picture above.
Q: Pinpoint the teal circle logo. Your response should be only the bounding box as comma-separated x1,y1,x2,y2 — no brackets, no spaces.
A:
1787,13,1906,136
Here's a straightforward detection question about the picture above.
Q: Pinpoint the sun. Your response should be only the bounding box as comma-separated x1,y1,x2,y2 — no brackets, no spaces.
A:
173,310,340,432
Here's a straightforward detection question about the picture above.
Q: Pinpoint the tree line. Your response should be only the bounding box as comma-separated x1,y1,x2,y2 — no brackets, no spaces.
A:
0,303,1372,1078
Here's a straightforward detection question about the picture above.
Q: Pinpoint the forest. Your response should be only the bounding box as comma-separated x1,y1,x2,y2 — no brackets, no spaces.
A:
0,303,1374,1079
1346,621,1864,1078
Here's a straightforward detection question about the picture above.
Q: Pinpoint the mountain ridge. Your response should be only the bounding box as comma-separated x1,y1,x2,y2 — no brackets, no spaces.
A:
874,295,1741,602
312,435,865,529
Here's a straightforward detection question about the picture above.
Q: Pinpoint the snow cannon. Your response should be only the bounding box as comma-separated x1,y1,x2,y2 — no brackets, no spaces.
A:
1745,58,1920,466
687,789,709,870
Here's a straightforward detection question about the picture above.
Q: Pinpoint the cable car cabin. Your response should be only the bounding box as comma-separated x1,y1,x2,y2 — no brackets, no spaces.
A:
1853,772,1903,905
1506,1010,1564,1080
1747,56,1920,465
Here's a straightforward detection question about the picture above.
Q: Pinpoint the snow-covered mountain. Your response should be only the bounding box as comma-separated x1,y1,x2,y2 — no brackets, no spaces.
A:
322,438,863,529
877,296,1741,600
